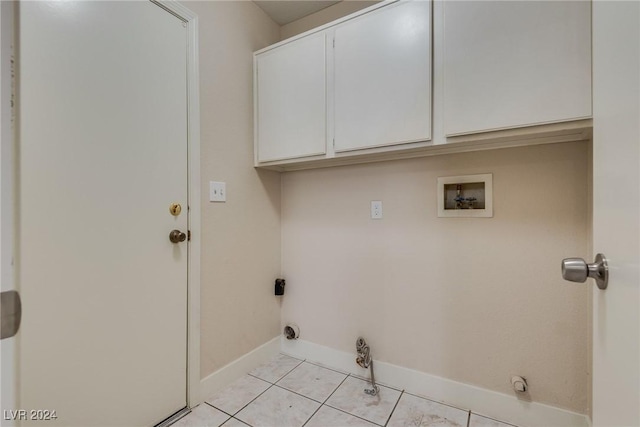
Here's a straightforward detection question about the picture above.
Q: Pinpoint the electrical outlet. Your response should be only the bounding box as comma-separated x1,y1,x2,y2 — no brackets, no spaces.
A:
371,200,383,219
209,181,226,202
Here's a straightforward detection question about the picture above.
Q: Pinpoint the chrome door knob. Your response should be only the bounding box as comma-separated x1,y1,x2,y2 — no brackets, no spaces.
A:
169,229,186,244
561,253,608,290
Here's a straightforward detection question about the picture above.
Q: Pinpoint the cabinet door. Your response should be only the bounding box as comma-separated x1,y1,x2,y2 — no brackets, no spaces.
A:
256,33,326,162
444,1,591,136
333,1,431,153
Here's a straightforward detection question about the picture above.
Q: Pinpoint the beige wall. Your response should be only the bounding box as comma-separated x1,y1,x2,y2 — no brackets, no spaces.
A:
281,142,591,413
188,0,591,415
280,1,379,40
183,1,282,379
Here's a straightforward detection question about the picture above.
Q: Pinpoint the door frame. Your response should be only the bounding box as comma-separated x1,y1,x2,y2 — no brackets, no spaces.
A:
0,1,17,424
153,0,202,408
0,0,202,411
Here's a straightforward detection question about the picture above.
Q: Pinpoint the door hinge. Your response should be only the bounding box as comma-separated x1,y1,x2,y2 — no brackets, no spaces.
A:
333,39,335,48
1,290,22,340
187,230,191,241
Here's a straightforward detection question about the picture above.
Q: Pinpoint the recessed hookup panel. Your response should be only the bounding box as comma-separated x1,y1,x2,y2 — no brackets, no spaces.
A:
437,173,493,218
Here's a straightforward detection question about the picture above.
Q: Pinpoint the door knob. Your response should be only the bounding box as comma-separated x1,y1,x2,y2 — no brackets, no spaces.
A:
561,253,608,290
169,229,186,244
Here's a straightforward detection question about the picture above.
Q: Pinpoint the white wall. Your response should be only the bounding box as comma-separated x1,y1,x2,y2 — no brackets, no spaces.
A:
182,1,283,380
281,141,591,414
189,0,592,416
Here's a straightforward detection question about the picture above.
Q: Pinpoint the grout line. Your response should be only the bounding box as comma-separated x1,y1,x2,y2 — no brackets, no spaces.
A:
247,372,276,384
301,372,350,427
469,412,519,427
229,417,251,427
208,359,521,427
348,372,404,393
323,374,350,404
301,359,351,376
271,359,306,384
207,380,276,419
402,390,470,412
383,390,404,427
279,352,305,362
321,375,387,427
233,383,276,417
204,401,234,418
274,360,350,403
247,354,305,385
273,383,325,404
321,402,386,427
300,404,323,425
215,357,314,426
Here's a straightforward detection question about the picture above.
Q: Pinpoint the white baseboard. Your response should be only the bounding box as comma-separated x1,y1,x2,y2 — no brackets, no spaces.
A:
281,337,590,427
199,336,280,403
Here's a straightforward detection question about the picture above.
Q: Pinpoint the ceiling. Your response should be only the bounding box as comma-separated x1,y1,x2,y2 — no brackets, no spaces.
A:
253,1,342,25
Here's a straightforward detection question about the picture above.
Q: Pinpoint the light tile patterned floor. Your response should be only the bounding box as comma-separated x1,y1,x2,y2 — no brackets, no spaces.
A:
171,354,519,427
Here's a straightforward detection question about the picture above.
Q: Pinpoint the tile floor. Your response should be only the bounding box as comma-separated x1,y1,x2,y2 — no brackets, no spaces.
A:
172,354,519,427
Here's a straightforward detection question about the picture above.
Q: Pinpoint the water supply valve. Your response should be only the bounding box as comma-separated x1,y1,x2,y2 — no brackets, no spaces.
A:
511,376,528,393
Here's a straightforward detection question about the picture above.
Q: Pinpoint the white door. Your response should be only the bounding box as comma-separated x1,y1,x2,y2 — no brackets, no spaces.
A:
591,1,639,425
17,2,188,426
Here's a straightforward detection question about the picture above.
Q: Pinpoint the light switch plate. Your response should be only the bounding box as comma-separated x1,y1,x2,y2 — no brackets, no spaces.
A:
210,181,226,202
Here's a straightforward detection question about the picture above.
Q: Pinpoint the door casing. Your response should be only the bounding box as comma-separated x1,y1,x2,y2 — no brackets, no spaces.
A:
155,0,202,408
1,2,17,424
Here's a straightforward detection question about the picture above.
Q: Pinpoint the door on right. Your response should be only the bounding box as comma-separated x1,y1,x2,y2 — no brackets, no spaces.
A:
592,1,639,425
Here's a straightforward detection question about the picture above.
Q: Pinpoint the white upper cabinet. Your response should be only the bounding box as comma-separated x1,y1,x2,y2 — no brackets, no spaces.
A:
333,0,432,152
254,0,592,170
255,32,327,162
443,1,592,136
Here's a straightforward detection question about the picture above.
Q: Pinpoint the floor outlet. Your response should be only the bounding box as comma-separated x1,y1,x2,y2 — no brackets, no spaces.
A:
371,200,383,219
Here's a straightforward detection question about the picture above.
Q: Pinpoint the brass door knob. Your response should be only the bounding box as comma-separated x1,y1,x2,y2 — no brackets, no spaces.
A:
169,230,187,244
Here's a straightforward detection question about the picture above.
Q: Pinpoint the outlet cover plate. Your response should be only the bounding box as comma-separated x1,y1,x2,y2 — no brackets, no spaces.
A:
371,200,383,219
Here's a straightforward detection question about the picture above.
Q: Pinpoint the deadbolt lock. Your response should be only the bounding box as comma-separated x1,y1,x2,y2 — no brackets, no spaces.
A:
169,203,182,216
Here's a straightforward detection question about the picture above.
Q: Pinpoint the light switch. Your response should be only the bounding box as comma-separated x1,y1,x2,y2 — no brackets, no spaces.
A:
210,181,226,202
